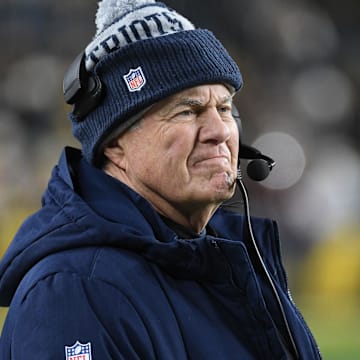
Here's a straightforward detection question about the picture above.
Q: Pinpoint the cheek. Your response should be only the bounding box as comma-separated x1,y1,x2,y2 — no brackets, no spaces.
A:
130,131,190,180
158,127,195,168
123,132,155,174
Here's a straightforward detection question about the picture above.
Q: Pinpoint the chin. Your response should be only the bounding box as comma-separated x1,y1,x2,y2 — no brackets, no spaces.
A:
184,171,237,203
199,183,236,204
212,172,236,190
215,186,236,201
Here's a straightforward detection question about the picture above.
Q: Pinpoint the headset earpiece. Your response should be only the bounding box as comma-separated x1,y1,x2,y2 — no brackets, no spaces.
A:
63,52,104,121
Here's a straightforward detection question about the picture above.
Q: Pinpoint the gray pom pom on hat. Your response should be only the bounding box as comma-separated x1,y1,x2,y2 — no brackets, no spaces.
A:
95,0,157,35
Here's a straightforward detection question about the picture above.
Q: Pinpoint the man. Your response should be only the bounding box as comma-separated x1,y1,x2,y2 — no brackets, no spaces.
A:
0,0,321,359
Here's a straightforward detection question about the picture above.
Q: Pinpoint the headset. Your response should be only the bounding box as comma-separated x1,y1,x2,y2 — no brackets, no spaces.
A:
63,52,103,121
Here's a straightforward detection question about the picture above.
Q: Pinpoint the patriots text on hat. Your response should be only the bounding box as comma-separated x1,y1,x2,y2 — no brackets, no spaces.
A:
85,2,194,71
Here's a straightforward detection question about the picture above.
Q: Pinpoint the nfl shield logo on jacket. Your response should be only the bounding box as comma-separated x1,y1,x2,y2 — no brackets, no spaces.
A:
65,341,92,360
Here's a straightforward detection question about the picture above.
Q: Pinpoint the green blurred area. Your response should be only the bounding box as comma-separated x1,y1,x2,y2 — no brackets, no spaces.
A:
301,303,360,359
297,225,360,359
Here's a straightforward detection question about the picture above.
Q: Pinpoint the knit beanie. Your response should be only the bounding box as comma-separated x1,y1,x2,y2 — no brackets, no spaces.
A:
68,0,243,165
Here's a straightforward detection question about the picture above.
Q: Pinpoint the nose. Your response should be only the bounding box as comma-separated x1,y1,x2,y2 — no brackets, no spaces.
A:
198,108,232,144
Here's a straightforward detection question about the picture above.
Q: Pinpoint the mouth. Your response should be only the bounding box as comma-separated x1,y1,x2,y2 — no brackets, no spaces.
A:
192,156,236,188
193,155,230,167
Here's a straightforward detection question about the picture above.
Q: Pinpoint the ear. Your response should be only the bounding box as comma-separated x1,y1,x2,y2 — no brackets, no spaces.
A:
103,139,127,170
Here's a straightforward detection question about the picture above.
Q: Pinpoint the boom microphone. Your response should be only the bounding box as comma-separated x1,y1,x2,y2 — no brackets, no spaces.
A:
239,144,276,181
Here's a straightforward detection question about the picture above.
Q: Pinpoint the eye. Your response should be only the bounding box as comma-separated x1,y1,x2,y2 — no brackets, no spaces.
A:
173,108,198,120
179,109,195,117
218,104,232,116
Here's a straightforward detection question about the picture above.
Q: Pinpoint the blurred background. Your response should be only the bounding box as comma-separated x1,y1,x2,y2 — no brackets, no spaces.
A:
0,0,359,357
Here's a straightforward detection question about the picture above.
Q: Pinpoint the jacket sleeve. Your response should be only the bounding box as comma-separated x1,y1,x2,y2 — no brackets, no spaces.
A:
9,272,155,360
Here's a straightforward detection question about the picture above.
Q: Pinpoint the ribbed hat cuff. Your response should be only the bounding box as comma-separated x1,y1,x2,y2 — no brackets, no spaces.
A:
71,29,242,165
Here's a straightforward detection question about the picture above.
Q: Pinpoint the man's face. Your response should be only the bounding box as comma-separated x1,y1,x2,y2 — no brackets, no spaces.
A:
106,84,239,221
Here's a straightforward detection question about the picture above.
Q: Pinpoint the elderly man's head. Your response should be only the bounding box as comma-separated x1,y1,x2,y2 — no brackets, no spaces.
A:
103,84,239,231
66,0,242,166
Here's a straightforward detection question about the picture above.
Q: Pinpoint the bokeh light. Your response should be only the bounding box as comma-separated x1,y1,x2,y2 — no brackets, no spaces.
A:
277,4,339,62
251,132,306,190
286,138,360,240
292,66,354,124
3,54,64,113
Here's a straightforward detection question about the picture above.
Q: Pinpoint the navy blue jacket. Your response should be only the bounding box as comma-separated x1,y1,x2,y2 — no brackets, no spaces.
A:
0,147,321,359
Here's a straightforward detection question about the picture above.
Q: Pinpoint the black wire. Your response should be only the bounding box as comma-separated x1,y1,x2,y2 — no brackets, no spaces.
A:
236,170,300,360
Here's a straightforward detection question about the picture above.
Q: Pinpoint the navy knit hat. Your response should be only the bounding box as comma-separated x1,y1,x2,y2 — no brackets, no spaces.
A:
68,0,243,165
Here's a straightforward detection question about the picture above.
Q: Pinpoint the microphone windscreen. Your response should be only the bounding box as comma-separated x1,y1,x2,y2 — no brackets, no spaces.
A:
246,159,270,181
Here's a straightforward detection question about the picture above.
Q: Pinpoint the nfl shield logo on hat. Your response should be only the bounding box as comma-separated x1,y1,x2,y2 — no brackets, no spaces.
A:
123,66,146,92
65,341,92,360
